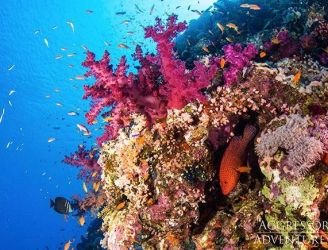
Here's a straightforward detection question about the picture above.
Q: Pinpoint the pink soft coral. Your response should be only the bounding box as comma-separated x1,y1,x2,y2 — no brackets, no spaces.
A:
145,15,218,109
82,15,219,144
63,145,101,183
82,48,166,144
263,31,300,61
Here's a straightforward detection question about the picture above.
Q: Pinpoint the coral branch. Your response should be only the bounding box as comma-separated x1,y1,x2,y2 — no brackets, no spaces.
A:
82,15,219,144
222,43,257,86
63,145,101,183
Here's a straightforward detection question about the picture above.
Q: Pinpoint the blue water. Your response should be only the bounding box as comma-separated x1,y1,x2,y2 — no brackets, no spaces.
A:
0,0,215,249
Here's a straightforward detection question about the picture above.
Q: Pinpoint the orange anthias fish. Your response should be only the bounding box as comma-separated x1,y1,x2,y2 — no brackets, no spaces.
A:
216,22,225,33
202,46,210,53
292,71,302,85
259,51,267,58
78,215,85,226
271,37,280,45
249,4,261,10
64,240,72,250
323,47,328,54
116,201,126,210
240,4,261,10
118,43,130,49
93,181,100,192
226,23,239,33
82,182,88,193
240,4,250,8
226,37,234,43
220,58,226,69
219,125,257,195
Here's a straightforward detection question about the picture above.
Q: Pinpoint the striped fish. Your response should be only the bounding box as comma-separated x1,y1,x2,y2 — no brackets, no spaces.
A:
50,197,72,214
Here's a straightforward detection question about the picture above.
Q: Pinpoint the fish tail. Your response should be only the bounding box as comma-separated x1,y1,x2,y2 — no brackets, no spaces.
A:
50,199,55,208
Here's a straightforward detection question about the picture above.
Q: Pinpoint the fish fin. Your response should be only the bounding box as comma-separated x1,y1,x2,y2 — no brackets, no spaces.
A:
70,201,79,211
236,166,251,173
50,199,55,208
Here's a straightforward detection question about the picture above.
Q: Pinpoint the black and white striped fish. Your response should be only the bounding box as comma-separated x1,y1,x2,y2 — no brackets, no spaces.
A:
50,197,72,214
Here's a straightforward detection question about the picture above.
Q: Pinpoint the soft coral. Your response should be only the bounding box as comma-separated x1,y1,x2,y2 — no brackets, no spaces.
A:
63,145,101,183
82,15,219,144
145,15,218,109
222,43,258,86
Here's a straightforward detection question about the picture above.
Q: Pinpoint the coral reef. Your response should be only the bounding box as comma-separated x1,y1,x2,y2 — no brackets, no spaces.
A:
63,1,328,249
76,218,105,250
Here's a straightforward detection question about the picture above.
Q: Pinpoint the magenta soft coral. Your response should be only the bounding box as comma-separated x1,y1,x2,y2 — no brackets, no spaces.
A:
145,15,218,109
82,51,134,124
82,48,166,144
63,145,101,183
223,43,258,86
263,31,300,61
82,15,219,144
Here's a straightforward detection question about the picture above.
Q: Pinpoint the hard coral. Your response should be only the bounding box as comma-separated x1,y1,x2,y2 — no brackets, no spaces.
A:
260,175,321,250
312,20,328,41
96,82,268,249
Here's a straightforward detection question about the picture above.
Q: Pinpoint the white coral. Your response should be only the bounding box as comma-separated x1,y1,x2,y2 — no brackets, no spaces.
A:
287,137,323,177
256,114,324,178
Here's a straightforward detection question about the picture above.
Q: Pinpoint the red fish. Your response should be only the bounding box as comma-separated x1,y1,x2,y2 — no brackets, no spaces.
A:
219,125,257,195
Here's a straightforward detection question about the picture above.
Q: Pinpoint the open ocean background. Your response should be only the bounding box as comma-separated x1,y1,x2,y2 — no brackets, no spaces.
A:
0,0,216,249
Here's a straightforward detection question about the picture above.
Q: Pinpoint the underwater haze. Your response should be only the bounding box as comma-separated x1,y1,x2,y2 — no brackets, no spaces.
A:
0,0,214,249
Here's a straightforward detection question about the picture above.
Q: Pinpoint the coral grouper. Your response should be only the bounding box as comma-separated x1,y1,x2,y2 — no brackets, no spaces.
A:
219,125,257,195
